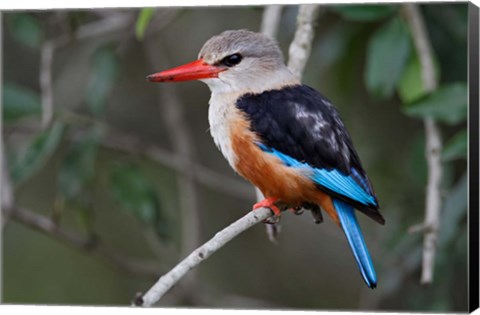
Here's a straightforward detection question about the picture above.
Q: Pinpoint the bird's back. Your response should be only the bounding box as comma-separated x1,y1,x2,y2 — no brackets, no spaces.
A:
235,84,384,224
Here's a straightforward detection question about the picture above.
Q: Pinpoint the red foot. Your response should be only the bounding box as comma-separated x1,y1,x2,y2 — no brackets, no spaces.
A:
253,197,281,216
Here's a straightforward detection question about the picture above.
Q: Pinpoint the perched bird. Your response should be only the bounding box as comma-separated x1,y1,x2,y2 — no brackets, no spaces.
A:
147,29,385,288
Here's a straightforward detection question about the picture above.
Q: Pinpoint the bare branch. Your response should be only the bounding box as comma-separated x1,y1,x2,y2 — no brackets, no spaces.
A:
287,4,321,79
260,5,283,39
75,13,133,41
408,222,434,234
2,205,163,278
39,41,56,129
38,12,133,129
136,207,274,307
5,111,254,200
403,3,443,285
102,129,253,198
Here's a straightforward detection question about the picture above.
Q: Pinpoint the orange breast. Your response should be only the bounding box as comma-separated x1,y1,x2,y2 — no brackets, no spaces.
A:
229,112,340,224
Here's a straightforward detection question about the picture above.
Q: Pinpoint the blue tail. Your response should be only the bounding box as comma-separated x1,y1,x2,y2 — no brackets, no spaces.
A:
333,198,377,288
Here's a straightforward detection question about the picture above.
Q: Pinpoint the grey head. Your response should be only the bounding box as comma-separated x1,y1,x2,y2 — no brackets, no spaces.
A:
198,30,298,94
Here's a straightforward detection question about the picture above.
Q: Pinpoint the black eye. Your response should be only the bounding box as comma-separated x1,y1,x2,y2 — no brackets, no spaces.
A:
222,53,243,67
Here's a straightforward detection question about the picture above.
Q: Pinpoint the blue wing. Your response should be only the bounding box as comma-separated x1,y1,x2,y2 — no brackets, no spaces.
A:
237,84,384,224
257,143,377,208
258,144,379,287
334,198,377,288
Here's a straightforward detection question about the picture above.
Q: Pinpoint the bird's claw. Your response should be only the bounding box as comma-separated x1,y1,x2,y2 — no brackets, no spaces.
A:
289,206,304,215
253,197,282,224
262,216,281,224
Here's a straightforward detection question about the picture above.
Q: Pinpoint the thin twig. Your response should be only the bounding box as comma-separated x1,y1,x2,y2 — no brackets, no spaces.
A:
2,205,163,278
287,4,321,79
403,3,443,285
38,12,133,128
5,112,254,200
136,207,273,307
101,123,253,200
75,13,133,41
39,40,56,129
260,5,283,39
61,109,251,198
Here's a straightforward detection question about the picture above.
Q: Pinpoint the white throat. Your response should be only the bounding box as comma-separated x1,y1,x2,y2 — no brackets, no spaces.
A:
204,66,299,170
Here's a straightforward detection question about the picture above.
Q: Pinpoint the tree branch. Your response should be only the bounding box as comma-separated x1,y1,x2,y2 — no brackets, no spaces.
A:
260,5,283,39
402,3,443,285
37,12,134,129
287,4,321,79
135,207,274,307
119,136,252,200
2,205,163,278
4,110,254,200
39,39,57,129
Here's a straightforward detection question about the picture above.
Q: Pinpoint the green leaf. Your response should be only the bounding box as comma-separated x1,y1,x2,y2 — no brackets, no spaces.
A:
403,83,467,124
58,129,102,199
8,13,43,49
11,122,65,184
2,83,41,122
136,8,155,40
331,4,397,21
397,54,440,104
365,17,411,99
85,47,119,116
443,128,467,161
109,163,170,240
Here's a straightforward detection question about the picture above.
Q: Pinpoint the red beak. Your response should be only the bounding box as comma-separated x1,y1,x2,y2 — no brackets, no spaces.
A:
146,59,226,83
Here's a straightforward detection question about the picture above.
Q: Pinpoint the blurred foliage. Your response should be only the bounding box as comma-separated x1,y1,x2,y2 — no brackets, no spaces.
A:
2,3,469,312
2,83,41,122
397,54,440,104
365,16,411,99
331,4,397,21
6,13,44,49
85,46,120,116
108,162,170,241
57,128,102,200
136,8,156,40
443,129,467,161
403,83,468,124
330,3,469,312
11,122,66,185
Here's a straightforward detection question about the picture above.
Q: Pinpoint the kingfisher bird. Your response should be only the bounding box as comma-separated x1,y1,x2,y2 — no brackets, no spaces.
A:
147,29,385,288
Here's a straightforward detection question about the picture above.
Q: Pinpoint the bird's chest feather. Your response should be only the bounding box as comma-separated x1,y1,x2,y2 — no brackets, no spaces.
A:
208,94,315,204
208,94,239,169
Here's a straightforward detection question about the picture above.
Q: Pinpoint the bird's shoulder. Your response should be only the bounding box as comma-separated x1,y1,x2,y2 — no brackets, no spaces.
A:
236,84,383,221
236,84,353,172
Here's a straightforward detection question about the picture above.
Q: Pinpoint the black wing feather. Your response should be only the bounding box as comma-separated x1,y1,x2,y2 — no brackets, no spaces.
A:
236,84,384,224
